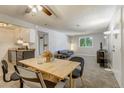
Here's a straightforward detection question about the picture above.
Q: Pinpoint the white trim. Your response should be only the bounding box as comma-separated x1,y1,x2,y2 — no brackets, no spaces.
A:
74,53,96,57
111,67,121,87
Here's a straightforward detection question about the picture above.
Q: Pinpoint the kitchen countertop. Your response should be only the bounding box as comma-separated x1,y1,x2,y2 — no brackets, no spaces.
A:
8,48,35,51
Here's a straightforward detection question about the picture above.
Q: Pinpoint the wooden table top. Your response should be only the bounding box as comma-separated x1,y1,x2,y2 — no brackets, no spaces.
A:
19,58,80,79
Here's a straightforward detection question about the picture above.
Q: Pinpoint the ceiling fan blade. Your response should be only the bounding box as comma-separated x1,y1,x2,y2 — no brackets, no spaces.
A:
45,5,58,17
41,6,52,16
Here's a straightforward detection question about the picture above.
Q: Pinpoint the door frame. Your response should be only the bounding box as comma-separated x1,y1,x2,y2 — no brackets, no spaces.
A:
38,31,49,55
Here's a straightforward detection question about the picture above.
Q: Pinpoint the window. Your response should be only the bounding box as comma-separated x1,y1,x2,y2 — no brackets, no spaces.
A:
79,37,93,48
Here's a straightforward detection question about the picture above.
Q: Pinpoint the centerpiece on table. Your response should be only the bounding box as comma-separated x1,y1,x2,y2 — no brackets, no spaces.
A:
42,50,53,62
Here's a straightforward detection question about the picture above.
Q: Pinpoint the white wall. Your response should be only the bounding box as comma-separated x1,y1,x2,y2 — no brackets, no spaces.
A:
70,33,104,56
48,31,69,52
121,7,124,88
0,28,16,61
107,7,122,87
0,27,31,61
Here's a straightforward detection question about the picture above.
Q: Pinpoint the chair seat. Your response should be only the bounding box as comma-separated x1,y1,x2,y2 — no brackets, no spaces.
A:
72,69,81,79
44,80,56,88
10,72,20,81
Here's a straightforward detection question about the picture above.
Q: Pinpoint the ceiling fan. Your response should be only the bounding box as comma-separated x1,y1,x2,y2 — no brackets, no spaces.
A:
25,5,53,16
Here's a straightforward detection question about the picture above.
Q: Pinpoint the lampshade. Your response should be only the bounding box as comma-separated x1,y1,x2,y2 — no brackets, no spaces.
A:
22,42,29,46
17,39,23,45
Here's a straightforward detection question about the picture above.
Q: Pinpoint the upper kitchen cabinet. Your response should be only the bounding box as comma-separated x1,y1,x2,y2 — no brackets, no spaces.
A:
29,29,36,43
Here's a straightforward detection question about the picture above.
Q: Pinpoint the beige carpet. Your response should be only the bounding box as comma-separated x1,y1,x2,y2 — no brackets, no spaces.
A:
0,56,119,88
75,55,119,88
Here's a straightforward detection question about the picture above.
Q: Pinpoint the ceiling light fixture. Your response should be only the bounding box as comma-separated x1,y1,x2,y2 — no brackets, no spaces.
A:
3,24,7,27
28,5,43,14
104,31,111,35
32,7,37,13
26,5,53,16
37,5,43,11
0,22,14,28
0,23,8,27
104,30,120,35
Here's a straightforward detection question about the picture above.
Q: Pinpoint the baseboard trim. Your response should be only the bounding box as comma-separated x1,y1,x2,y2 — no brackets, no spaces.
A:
74,53,96,57
111,68,121,87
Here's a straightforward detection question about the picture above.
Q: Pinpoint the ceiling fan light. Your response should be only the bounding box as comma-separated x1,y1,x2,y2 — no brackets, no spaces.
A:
32,7,37,13
3,23,7,27
17,39,24,45
37,5,42,11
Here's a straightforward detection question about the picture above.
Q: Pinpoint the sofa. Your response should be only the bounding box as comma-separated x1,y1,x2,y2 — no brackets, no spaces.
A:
54,50,74,59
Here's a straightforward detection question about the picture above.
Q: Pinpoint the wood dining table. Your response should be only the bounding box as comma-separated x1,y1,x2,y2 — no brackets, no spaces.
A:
18,57,80,88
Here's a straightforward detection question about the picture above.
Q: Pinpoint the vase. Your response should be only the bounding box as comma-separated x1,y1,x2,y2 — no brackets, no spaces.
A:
46,57,51,62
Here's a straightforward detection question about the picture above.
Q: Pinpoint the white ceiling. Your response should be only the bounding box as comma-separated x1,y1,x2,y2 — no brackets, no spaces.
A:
0,5,117,35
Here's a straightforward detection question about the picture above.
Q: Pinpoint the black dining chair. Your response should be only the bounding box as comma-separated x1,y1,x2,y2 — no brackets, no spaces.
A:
14,65,68,88
69,56,85,87
1,60,20,82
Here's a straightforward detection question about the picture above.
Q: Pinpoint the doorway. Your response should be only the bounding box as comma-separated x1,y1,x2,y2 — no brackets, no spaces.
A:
38,31,48,55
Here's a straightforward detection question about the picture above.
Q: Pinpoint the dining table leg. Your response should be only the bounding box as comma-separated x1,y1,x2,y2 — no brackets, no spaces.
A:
70,72,73,88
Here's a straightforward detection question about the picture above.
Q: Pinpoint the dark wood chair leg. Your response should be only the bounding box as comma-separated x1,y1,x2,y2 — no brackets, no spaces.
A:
3,74,11,82
80,76,84,86
20,80,23,88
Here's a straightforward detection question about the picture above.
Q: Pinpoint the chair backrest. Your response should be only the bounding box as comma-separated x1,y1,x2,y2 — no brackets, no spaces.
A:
1,60,8,74
1,60,11,82
14,65,46,88
14,65,68,88
69,56,84,76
